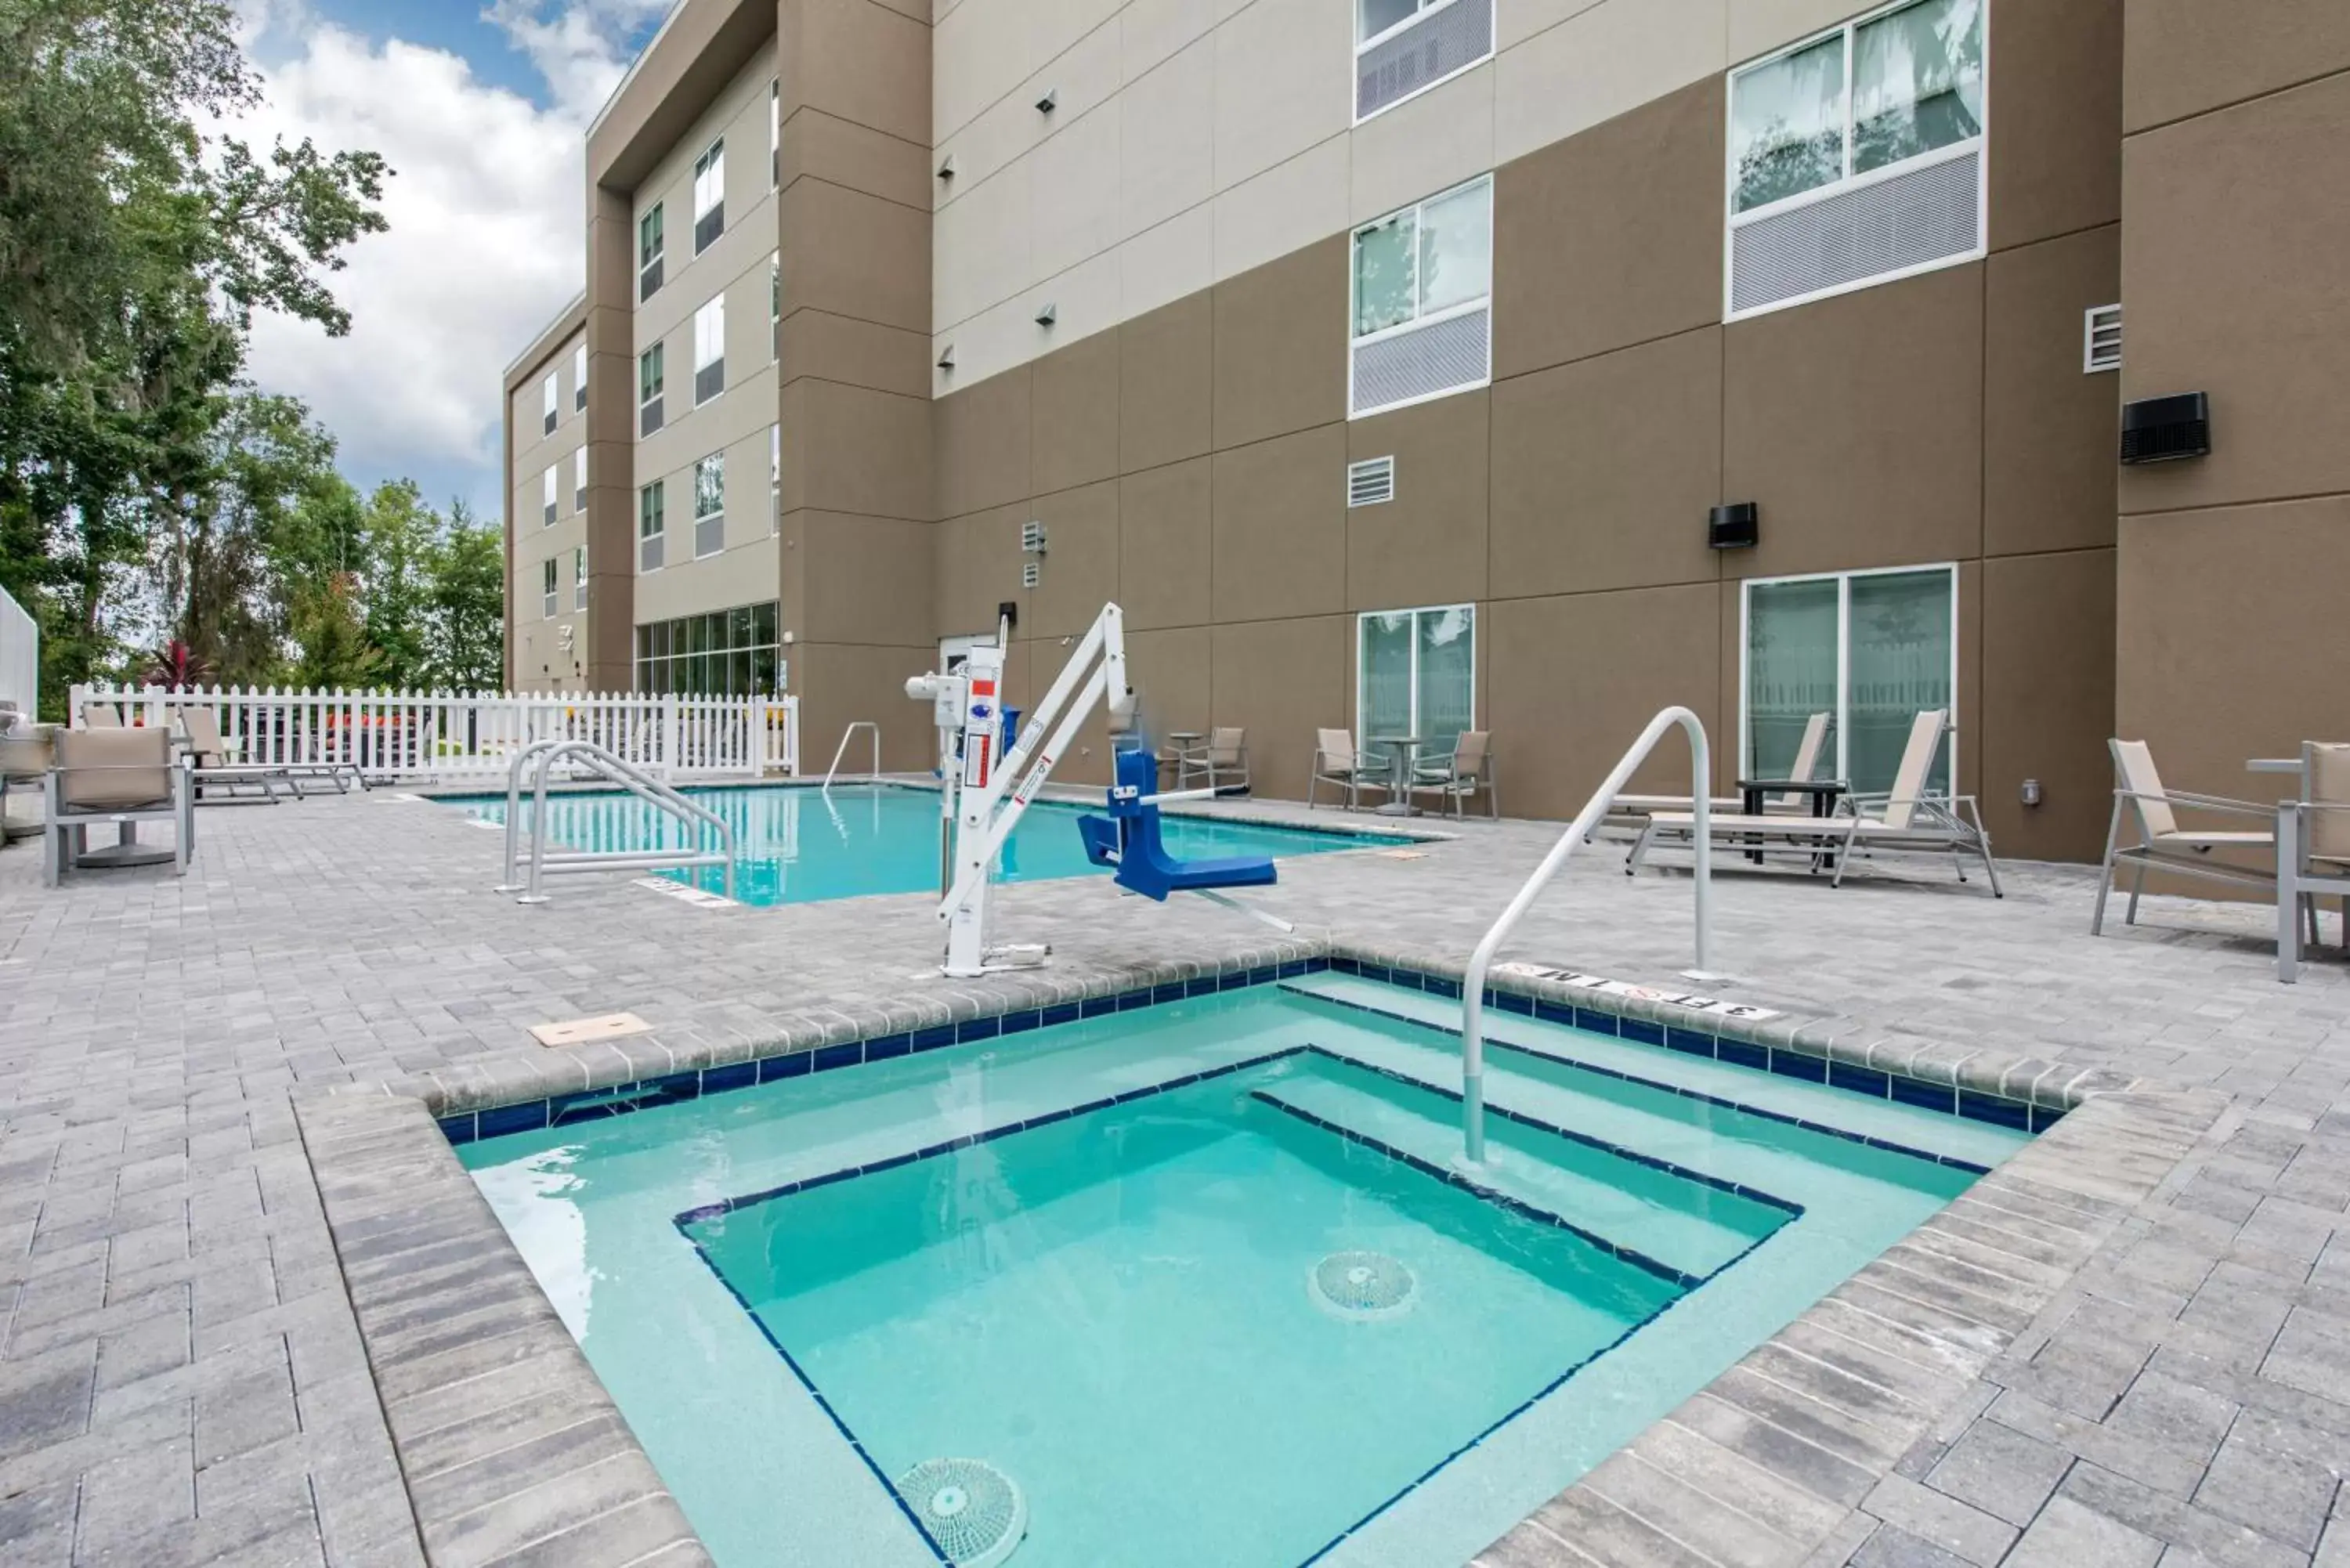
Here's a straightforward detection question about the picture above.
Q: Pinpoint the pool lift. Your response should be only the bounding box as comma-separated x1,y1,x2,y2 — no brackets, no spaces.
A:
906,601,1291,979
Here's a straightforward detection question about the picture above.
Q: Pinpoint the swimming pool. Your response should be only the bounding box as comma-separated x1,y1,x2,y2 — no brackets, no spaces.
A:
455,967,2037,1568
458,782,1396,906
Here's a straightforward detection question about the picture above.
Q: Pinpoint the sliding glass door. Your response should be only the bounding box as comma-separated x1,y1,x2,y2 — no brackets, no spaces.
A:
1358,605,1476,758
1744,567,1954,797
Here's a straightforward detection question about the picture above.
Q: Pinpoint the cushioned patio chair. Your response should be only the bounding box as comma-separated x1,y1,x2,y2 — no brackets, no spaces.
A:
2092,738,2279,938
1308,729,1386,810
44,727,194,887
1409,730,1498,819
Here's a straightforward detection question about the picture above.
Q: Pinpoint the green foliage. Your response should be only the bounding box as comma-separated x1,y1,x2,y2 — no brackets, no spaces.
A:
285,571,381,690
425,500,506,692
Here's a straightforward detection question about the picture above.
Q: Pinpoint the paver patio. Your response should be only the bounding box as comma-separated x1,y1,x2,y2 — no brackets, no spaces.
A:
2,786,2345,1568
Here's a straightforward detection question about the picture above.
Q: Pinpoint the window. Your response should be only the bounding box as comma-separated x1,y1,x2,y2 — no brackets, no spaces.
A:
1349,175,1492,417
769,422,781,535
693,295,725,405
639,480,666,573
693,452,725,558
692,139,725,253
540,372,558,436
638,203,664,301
1355,0,1494,123
573,545,588,611
1743,565,1955,800
541,465,558,527
540,558,558,619
634,602,781,696
769,81,781,189
1727,0,1986,316
572,343,587,411
639,343,664,436
1358,605,1475,764
770,251,781,359
572,447,588,512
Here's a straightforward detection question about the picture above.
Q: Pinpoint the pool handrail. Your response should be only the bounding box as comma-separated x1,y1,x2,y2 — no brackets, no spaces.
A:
1458,706,1713,1164
496,738,571,892
822,721,880,791
519,739,738,904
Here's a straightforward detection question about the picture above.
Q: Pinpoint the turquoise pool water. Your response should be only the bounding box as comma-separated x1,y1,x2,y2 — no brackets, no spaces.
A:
458,974,2031,1568
458,782,1392,906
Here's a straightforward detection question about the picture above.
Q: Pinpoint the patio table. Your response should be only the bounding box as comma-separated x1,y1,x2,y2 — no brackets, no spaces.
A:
1368,735,1426,816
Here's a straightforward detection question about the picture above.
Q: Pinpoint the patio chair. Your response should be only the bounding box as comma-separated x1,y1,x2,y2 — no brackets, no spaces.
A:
2275,742,2350,983
2092,738,2278,938
1,717,54,841
1410,730,1498,819
43,727,195,887
1308,729,1385,810
1632,710,1998,895
171,706,282,803
1200,727,1250,793
82,701,123,728
1611,711,1829,822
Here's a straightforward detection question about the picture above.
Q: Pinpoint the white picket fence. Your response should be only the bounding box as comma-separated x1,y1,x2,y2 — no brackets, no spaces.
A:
67,685,800,782
0,582,34,717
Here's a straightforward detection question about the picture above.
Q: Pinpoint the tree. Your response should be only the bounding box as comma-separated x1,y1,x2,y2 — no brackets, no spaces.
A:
425,501,505,692
358,481,436,688
286,571,381,689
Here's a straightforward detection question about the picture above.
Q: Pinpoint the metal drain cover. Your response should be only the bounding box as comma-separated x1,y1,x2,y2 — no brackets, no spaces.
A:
1312,1251,1416,1319
896,1458,1026,1566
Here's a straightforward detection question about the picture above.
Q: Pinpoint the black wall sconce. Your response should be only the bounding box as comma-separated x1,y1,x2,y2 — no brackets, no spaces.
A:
1708,502,1759,550
2120,392,2210,464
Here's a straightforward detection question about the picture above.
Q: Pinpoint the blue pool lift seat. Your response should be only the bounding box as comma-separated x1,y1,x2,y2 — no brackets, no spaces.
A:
1078,747,1277,902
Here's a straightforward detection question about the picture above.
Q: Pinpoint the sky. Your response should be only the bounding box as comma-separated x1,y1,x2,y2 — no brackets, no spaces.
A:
226,0,675,519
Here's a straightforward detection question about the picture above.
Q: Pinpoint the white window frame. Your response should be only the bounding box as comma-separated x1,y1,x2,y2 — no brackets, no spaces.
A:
1722,0,1990,323
540,558,558,619
770,251,781,360
1353,0,1494,125
639,342,663,418
540,465,558,527
573,545,588,611
638,201,664,299
638,481,666,573
769,80,781,190
572,343,588,411
693,452,725,559
1354,602,1478,752
769,422,781,536
572,447,588,512
1737,562,1961,798
693,295,725,406
1347,174,1494,419
540,372,558,435
692,138,725,254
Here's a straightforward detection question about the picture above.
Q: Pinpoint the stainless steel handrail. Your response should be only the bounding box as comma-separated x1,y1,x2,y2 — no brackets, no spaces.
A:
516,739,737,904
1457,707,1715,1164
494,738,569,892
822,721,880,791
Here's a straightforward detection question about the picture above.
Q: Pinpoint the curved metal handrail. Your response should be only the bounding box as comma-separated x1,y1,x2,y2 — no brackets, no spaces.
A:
1458,707,1714,1164
495,738,571,892
822,721,880,791
519,739,738,904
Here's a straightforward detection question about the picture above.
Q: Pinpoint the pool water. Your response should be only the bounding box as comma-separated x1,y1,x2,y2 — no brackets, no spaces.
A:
458,974,2031,1568
458,782,1393,906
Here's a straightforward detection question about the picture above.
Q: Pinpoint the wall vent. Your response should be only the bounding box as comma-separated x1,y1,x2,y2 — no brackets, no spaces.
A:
1730,150,1980,317
1350,307,1489,417
1021,562,1041,590
2084,304,2122,374
1347,457,1396,507
1021,519,1047,552
1358,0,1494,122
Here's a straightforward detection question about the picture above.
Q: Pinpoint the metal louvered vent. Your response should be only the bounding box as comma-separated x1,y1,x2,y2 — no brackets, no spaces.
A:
2084,305,2122,374
1347,457,1396,507
1358,0,1494,121
639,534,664,573
1350,307,1489,417
1730,150,1980,317
1021,562,1040,590
694,516,724,558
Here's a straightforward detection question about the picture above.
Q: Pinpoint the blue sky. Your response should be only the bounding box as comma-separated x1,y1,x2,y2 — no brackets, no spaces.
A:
231,0,673,521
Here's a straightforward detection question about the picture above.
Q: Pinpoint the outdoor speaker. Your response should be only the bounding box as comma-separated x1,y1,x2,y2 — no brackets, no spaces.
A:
1708,502,1759,550
2119,392,2211,464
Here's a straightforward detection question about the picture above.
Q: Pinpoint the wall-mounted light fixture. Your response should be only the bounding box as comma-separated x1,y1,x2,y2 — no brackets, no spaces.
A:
936,342,956,370
1707,502,1759,550
936,154,955,182
1035,88,1058,114
1033,302,1058,328
2120,392,2211,464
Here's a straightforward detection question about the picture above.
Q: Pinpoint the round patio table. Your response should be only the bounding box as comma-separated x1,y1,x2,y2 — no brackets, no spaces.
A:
1368,735,1425,816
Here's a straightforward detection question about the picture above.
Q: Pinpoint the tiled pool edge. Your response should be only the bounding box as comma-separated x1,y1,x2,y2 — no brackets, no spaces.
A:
298,935,2216,1568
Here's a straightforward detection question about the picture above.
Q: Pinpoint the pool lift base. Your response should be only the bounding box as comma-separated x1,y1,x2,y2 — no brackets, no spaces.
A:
909,601,1287,979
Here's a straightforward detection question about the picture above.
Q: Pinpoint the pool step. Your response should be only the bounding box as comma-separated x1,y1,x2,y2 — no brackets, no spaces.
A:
1253,1051,1788,1284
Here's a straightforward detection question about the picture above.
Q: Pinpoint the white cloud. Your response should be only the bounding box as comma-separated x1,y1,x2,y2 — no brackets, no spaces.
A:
224,2,667,512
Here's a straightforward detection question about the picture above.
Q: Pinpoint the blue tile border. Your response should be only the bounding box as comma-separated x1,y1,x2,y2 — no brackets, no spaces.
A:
436,954,2061,1151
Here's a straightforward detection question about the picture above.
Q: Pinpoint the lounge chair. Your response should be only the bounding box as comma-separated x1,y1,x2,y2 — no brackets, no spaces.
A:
2271,743,2348,983
1410,730,1498,819
176,706,360,797
2092,738,2278,938
1612,710,1829,823
1308,729,1386,810
44,727,194,887
1632,710,1999,895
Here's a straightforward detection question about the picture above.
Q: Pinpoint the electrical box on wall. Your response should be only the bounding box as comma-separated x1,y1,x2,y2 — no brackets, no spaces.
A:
2119,392,2211,464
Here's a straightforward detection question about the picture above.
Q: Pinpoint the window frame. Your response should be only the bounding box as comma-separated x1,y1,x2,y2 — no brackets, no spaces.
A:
1346,175,1495,418
1722,0,1990,323
692,294,725,406
769,421,781,536
1353,0,1494,125
769,81,781,190
638,342,665,435
692,138,725,255
638,479,667,574
540,557,558,619
572,447,588,512
540,465,558,527
1736,562,1961,799
540,372,558,435
573,545,588,612
572,343,588,411
692,451,725,560
638,202,664,301
1353,602,1478,757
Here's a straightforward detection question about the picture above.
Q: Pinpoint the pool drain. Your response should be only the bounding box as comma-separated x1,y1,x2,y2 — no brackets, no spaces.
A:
896,1458,1026,1567
1313,1251,1416,1320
